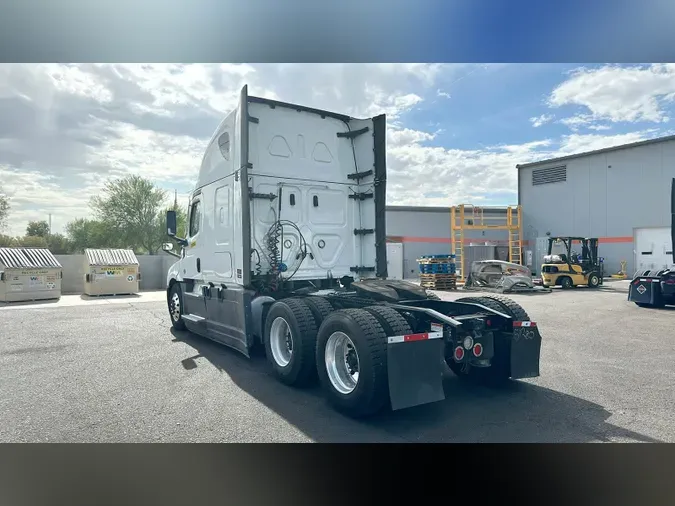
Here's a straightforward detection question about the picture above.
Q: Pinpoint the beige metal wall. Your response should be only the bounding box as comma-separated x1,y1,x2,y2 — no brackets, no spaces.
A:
0,267,62,302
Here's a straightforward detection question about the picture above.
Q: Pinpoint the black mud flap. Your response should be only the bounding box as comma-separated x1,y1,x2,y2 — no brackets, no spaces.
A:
510,322,541,379
387,331,446,411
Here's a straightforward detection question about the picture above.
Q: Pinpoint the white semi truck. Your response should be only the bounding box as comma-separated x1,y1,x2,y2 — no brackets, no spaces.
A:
162,85,542,417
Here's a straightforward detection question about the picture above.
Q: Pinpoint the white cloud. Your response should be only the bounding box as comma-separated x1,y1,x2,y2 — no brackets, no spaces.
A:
0,63,458,236
549,64,675,124
558,114,593,130
588,124,611,131
437,89,451,99
0,63,673,238
557,130,658,155
388,128,436,146
530,114,554,127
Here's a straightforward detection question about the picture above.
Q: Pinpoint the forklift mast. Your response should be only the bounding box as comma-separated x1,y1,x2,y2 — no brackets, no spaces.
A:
547,237,598,263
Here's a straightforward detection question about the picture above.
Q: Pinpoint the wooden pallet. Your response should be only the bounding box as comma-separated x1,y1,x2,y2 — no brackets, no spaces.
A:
420,283,458,291
420,273,457,279
420,273,458,291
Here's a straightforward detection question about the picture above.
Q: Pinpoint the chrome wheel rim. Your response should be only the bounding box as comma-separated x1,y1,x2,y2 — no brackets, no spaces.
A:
170,292,181,322
325,331,360,394
270,317,293,367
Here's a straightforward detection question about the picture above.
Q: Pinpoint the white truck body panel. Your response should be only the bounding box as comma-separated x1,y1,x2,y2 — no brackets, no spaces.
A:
167,87,385,292
248,104,377,282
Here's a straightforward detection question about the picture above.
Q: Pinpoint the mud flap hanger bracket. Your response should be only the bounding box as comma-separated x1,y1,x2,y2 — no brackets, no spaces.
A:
387,302,511,328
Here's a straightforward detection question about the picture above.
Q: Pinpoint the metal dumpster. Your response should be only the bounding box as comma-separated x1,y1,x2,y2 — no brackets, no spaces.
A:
83,249,140,296
0,247,63,302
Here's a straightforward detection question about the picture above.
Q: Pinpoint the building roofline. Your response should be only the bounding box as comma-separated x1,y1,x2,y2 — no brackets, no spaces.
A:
386,205,510,213
386,205,449,213
515,133,675,169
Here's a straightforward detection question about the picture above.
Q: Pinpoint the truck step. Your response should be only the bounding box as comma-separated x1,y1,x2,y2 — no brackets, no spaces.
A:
182,314,206,323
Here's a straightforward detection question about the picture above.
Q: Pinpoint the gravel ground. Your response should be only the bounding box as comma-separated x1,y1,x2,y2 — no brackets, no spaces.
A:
0,284,673,443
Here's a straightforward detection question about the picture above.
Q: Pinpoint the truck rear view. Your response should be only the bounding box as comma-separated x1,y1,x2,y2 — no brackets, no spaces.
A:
164,86,543,417
627,177,675,307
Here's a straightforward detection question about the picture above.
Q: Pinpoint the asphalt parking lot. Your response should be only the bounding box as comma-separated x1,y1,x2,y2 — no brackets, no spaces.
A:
1,283,673,443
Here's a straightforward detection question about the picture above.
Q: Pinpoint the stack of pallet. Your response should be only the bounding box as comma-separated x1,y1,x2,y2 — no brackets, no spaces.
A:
417,254,457,291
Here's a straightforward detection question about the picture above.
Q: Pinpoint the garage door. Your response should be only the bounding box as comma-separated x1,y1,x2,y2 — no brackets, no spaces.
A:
635,227,673,272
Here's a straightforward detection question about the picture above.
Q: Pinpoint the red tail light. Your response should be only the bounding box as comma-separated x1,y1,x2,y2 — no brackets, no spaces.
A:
665,279,675,285
473,343,483,357
454,346,464,361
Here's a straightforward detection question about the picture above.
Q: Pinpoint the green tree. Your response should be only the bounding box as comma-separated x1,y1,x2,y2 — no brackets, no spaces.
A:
90,175,167,255
16,235,48,248
65,218,115,253
46,233,73,254
0,186,9,233
26,220,50,238
153,205,187,253
0,234,15,247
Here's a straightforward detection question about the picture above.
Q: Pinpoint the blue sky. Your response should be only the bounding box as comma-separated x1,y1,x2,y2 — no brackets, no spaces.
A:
405,63,673,150
1,63,675,236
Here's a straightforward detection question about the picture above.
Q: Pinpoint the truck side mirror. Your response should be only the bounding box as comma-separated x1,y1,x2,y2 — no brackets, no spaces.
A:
162,242,174,252
166,210,177,237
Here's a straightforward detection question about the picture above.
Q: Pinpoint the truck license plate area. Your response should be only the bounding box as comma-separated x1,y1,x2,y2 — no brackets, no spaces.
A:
387,331,445,411
510,322,541,379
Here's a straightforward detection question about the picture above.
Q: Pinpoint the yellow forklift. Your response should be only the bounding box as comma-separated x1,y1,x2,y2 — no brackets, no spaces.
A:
540,237,604,289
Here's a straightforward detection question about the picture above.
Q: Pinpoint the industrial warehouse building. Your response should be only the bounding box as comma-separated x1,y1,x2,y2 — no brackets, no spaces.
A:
385,205,511,279
517,134,675,277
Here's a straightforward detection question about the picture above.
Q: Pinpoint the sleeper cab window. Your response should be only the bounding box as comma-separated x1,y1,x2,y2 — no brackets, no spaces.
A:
189,200,202,236
218,132,230,160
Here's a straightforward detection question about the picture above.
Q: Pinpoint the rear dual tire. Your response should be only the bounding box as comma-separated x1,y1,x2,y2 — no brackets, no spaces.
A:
315,308,393,417
263,298,319,387
264,298,406,417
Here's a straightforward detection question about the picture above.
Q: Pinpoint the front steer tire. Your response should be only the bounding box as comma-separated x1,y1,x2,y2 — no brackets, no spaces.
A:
264,298,319,387
315,308,389,418
168,282,187,331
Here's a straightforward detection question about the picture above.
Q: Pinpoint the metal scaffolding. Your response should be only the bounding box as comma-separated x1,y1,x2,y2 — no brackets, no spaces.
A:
450,204,523,281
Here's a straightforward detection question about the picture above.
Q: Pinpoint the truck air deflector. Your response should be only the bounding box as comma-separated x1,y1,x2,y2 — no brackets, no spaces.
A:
337,126,369,138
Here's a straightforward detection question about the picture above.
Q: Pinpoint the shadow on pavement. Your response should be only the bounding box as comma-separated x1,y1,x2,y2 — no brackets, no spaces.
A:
170,328,662,444
0,298,60,307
